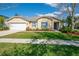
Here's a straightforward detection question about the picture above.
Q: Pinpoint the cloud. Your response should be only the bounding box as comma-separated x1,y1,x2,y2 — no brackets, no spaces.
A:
75,13,79,16
0,4,18,10
60,7,72,12
36,11,63,18
46,3,72,13
36,13,58,18
53,11,62,15
45,3,59,7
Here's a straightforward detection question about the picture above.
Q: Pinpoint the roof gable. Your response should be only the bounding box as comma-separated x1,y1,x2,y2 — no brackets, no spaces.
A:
7,16,29,23
7,16,60,23
36,16,60,21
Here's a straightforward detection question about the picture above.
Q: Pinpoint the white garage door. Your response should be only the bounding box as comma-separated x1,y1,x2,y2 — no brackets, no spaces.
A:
10,24,27,30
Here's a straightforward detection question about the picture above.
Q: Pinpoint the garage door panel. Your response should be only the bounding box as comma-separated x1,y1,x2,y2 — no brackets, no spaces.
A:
10,24,27,30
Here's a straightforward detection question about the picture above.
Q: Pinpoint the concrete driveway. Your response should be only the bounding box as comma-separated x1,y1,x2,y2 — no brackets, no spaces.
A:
0,30,24,36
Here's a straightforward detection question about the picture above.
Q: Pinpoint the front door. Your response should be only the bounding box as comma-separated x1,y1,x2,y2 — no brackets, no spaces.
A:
54,22,59,30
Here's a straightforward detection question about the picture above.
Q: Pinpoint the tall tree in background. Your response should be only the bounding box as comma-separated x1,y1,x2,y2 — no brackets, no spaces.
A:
0,16,5,29
57,3,76,30
66,16,72,27
66,3,76,30
71,3,76,30
0,16,4,24
48,3,76,30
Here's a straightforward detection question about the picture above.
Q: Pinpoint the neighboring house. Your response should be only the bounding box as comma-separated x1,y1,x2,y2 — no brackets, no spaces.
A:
74,16,79,29
6,16,61,31
74,21,79,29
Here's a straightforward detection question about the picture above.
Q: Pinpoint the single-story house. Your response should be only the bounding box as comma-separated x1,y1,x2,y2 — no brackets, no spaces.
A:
74,17,79,29
6,15,61,31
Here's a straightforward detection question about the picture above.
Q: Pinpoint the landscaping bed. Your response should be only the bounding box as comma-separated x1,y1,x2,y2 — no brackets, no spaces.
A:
67,32,79,36
0,43,79,56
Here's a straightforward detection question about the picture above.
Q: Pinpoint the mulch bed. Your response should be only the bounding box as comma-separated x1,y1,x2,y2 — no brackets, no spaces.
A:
66,32,79,36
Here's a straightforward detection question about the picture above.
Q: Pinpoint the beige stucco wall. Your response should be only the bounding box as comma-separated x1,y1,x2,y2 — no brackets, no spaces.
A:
37,18,60,30
59,21,61,29
28,22,32,29
37,18,52,29
28,22,37,29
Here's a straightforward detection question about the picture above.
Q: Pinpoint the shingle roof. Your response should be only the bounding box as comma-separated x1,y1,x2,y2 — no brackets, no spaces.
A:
7,15,60,22
28,16,60,22
7,16,29,21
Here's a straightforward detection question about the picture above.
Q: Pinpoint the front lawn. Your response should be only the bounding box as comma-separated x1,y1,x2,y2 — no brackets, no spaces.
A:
0,32,79,41
0,43,79,56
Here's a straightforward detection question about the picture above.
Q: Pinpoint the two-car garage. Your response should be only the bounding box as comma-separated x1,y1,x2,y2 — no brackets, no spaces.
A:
10,23,27,30
7,16,29,30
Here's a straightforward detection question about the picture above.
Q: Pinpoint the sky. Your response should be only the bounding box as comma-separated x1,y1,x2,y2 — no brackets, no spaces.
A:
0,3,57,17
0,3,79,19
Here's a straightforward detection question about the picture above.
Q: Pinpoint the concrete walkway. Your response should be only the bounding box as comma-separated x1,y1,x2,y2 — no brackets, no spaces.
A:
0,30,23,36
0,38,79,47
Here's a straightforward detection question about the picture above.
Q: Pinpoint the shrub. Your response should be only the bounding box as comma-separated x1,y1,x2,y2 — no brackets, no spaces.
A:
0,27,3,30
3,26,9,30
59,26,72,33
0,25,9,31
72,29,79,33
26,27,51,31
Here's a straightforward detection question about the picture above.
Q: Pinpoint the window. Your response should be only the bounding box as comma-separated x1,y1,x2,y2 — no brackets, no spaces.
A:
41,22,48,28
32,22,36,27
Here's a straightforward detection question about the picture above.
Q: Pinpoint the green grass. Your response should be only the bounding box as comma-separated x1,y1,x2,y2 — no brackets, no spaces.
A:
0,43,78,56
0,32,79,40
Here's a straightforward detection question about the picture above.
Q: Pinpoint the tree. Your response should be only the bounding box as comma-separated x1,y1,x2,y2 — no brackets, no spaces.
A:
66,16,72,27
65,3,76,30
0,16,5,24
49,3,76,30
15,13,19,16
59,3,76,30
71,3,76,30
0,16,5,30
